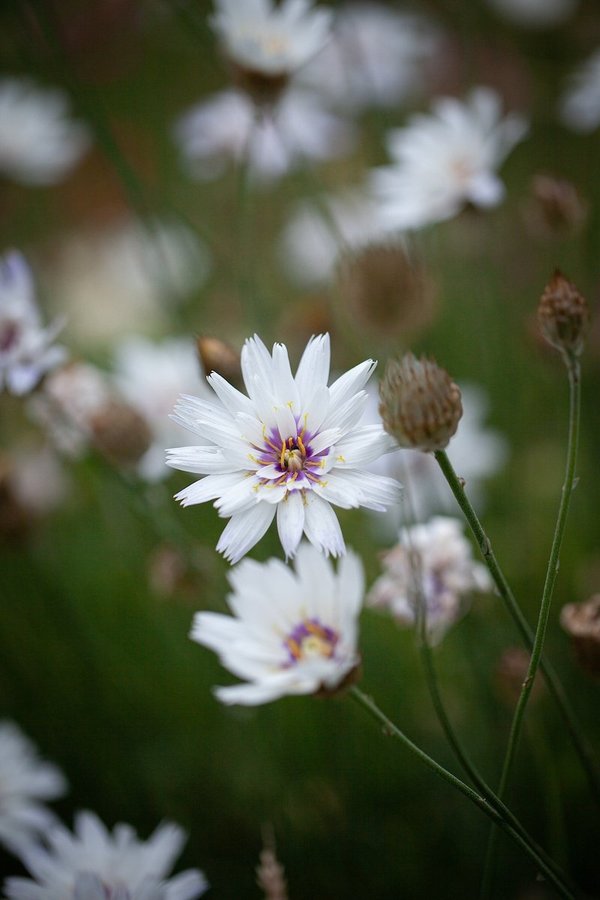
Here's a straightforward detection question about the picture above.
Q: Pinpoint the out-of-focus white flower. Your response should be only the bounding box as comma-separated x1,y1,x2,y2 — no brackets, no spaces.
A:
0,78,88,185
168,333,401,564
4,811,208,900
0,721,66,857
486,0,577,29
0,251,66,396
368,516,492,644
174,88,355,184
46,219,210,349
371,88,528,231
298,3,438,112
366,382,508,528
279,191,380,287
211,0,332,77
113,336,210,482
559,49,600,133
191,542,363,705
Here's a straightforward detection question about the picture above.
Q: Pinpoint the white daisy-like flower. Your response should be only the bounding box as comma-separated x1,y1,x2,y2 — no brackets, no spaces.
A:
370,87,528,231
0,720,66,857
368,517,492,645
486,0,578,29
0,78,89,186
113,336,211,482
0,250,66,396
297,3,438,112
174,88,355,184
279,190,380,287
211,0,332,78
4,811,208,900
191,542,363,705
559,49,600,133
168,333,401,564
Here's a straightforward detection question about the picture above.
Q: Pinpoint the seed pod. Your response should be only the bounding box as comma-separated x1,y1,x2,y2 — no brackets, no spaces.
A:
560,595,600,677
537,270,589,357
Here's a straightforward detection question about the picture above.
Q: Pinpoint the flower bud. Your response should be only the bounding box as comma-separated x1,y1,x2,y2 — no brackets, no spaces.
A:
560,595,600,677
537,270,589,357
528,174,587,237
90,400,152,467
196,335,241,384
379,354,462,452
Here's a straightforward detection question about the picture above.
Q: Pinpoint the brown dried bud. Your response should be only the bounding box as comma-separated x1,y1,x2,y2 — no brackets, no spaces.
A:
537,270,589,357
378,354,462,452
494,647,543,707
337,241,436,342
196,335,241,384
528,174,588,237
90,400,152,467
560,595,600,677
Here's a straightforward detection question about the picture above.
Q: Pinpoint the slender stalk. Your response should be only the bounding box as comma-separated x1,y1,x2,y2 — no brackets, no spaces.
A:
480,355,582,897
434,449,600,806
349,687,574,899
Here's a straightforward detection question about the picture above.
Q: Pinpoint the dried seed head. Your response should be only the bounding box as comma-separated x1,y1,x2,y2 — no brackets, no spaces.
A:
529,174,588,237
537,270,589,357
196,335,241,384
336,241,436,342
379,354,462,452
560,595,600,677
90,400,152,467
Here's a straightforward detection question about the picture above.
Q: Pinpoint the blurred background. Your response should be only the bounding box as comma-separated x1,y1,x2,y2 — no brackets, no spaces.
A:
1,0,600,896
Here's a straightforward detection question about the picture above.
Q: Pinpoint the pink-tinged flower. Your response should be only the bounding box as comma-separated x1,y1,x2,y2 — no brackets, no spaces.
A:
0,251,65,395
191,542,363,705
168,334,401,563
4,811,208,900
0,721,66,857
371,88,528,231
368,516,492,644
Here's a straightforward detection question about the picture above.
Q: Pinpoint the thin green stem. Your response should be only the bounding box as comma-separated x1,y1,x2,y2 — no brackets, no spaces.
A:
480,356,582,898
349,687,574,898
434,449,600,807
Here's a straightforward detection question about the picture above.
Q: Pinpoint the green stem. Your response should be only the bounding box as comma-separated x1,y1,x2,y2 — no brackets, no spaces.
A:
433,449,600,807
349,687,574,898
480,355,582,898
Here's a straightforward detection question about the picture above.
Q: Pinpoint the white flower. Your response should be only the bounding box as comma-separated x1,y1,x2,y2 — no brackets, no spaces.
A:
559,49,600,133
370,87,528,231
191,542,363,705
297,3,438,112
366,382,508,528
486,0,577,29
0,78,88,185
279,191,380,287
45,219,210,349
0,251,66,395
211,0,332,77
168,334,401,564
0,721,66,857
113,336,211,482
4,811,208,900
368,517,492,644
174,88,355,183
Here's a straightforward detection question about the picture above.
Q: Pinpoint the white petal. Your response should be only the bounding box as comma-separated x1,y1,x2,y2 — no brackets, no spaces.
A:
215,476,260,516
294,333,330,403
303,493,345,557
333,425,396,467
207,371,254,416
216,503,277,563
328,359,376,407
166,445,234,474
276,491,305,559
272,342,300,408
174,471,241,507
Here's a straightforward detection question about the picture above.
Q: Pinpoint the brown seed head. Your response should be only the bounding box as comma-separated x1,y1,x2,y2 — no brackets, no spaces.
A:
560,595,600,677
537,270,589,357
529,174,588,237
196,335,241,384
336,241,436,342
378,354,462,452
90,400,152,467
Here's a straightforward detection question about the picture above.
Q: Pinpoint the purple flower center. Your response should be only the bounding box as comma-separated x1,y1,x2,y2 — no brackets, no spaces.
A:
256,421,329,490
283,617,339,666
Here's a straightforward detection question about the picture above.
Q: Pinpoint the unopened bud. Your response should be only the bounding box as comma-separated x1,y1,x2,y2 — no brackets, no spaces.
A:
337,242,436,342
379,354,462,452
529,174,588,237
538,270,589,357
90,401,152,467
560,595,600,677
196,335,241,384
